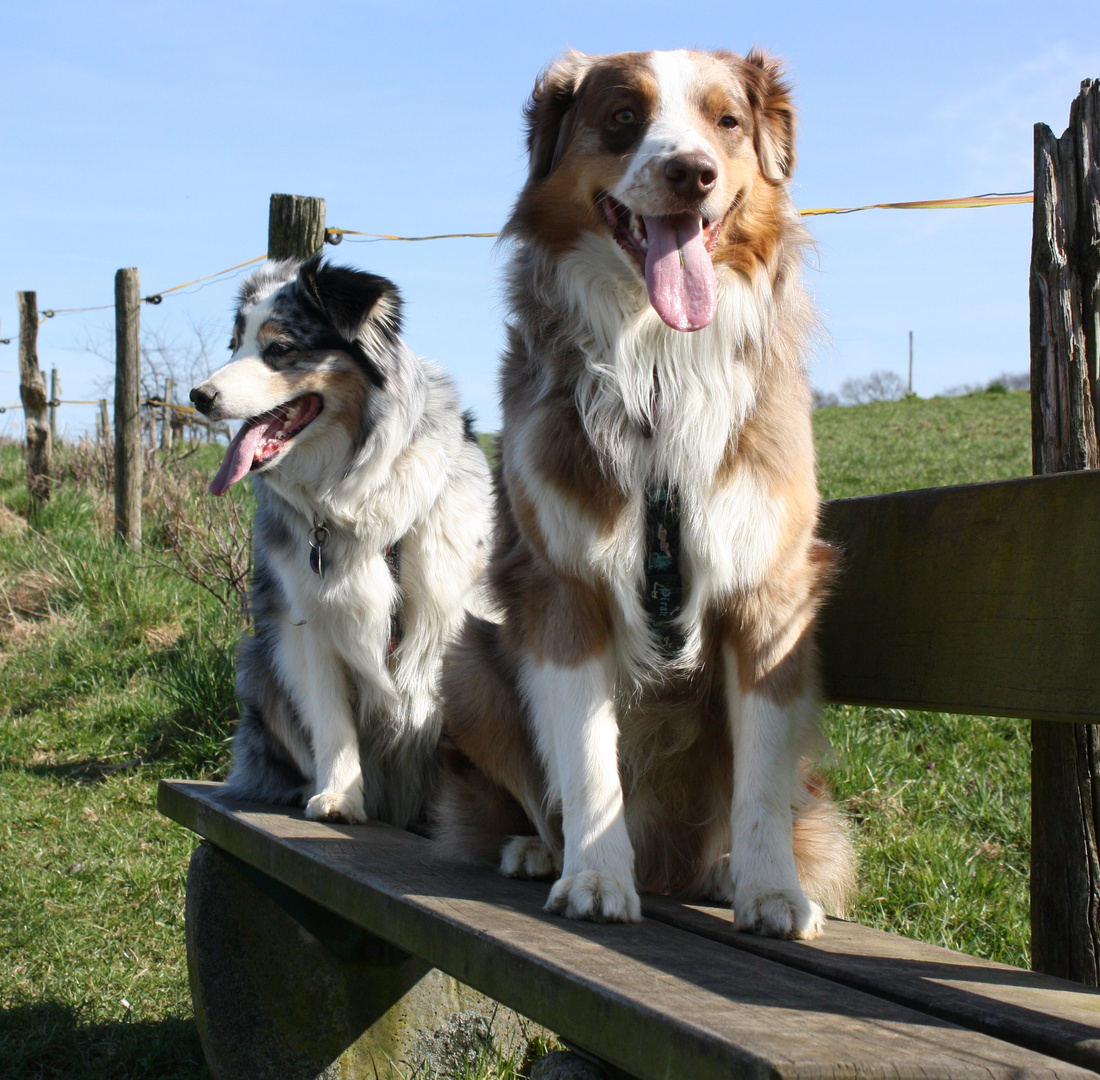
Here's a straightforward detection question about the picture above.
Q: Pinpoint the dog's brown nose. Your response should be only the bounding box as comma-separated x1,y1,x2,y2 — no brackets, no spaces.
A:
190,385,217,416
664,154,718,200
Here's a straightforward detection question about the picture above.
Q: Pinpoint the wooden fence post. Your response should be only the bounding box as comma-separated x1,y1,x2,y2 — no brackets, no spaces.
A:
1029,78,1100,985
268,194,327,261
161,378,175,451
17,291,50,505
114,268,142,548
49,368,60,444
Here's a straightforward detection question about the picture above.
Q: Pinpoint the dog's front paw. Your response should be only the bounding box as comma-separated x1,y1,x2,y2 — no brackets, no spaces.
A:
305,791,367,824
733,885,824,940
500,836,560,879
545,870,641,923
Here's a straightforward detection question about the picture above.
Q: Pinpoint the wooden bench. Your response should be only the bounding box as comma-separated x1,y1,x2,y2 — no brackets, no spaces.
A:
159,468,1100,1080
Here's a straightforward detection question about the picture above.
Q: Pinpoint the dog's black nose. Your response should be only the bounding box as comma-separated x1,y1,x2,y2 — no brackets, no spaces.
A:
664,154,718,200
190,385,217,416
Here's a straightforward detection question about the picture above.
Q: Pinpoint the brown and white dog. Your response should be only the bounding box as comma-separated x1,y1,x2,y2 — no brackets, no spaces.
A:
437,48,854,937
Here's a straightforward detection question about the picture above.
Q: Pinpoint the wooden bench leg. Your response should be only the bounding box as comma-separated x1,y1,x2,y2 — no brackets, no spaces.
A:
185,841,544,1080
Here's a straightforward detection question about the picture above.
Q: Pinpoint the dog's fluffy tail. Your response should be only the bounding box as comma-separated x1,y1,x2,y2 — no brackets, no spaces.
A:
217,698,309,808
793,775,857,917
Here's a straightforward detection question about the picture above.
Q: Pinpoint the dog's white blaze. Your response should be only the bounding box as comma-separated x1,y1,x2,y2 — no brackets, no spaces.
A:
521,654,638,911
725,646,823,938
201,354,286,421
614,50,720,214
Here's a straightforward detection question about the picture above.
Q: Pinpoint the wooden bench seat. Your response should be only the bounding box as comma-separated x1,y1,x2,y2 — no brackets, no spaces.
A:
160,469,1100,1080
159,780,1100,1080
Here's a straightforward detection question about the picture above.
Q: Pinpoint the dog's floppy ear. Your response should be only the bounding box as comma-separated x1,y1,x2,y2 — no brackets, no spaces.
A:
742,48,797,181
524,50,590,182
299,254,401,388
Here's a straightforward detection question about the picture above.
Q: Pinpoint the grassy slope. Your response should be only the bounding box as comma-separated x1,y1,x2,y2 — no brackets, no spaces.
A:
815,390,1033,965
0,390,1034,1078
0,444,241,1079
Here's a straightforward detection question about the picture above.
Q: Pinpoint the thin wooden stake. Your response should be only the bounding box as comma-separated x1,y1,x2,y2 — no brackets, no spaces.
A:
1029,78,1100,985
49,368,60,444
162,378,175,452
17,291,50,505
114,268,142,548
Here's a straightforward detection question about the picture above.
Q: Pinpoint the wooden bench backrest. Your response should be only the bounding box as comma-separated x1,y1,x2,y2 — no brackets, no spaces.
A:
817,470,1100,723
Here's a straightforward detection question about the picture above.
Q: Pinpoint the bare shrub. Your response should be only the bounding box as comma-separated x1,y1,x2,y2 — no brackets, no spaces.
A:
142,451,253,622
812,388,840,409
839,370,908,405
60,437,114,496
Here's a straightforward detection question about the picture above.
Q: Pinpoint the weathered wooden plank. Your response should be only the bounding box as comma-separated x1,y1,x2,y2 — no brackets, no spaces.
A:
817,470,1100,723
645,898,1100,1074
160,780,1097,1080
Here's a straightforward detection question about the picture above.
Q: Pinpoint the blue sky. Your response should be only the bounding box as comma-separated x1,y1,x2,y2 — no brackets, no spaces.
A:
1,1,1097,437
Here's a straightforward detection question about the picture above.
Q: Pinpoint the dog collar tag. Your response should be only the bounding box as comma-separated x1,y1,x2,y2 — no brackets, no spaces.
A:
308,522,329,580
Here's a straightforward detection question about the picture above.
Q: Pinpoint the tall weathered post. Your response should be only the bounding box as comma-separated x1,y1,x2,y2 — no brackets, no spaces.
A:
17,291,50,506
1029,78,1100,984
268,194,327,261
114,268,142,548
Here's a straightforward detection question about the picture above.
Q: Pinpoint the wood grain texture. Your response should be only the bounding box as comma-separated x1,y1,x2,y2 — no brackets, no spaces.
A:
1029,78,1100,987
159,780,1098,1080
817,471,1100,723
1031,79,1099,477
1032,722,1100,984
17,291,50,504
267,194,326,261
113,268,142,547
644,898,1100,1073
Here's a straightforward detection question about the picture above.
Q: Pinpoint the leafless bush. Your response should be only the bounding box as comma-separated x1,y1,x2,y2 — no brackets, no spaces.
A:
839,370,908,405
143,451,253,622
82,321,230,446
59,437,114,494
812,388,840,409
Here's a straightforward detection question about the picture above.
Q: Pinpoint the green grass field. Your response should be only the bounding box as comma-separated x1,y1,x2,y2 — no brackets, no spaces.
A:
0,389,1034,1078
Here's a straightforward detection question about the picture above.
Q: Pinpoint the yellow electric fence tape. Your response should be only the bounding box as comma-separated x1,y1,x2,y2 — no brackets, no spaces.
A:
5,191,1032,337
325,191,1034,241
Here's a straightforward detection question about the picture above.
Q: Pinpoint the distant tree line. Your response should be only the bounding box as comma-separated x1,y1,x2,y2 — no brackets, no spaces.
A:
812,371,1029,409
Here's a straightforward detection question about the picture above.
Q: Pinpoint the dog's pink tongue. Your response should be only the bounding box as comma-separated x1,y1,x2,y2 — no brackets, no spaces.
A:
209,421,264,496
643,214,717,331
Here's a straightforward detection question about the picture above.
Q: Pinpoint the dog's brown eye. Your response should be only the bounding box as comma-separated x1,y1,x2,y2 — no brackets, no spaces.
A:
612,107,637,125
265,342,292,358
719,115,738,129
